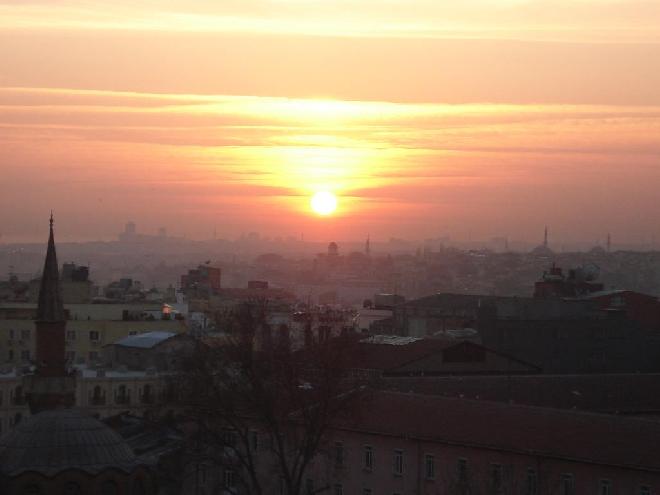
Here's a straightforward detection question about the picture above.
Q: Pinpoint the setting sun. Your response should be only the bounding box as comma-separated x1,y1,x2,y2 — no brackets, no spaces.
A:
310,191,338,216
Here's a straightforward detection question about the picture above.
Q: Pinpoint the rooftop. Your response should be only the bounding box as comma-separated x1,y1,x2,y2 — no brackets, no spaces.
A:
334,390,660,472
114,331,177,349
0,409,141,477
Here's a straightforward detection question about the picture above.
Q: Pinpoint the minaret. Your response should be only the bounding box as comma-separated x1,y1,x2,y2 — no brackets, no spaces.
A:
544,226,549,248
36,213,67,376
26,214,75,412
607,233,612,253
365,234,371,256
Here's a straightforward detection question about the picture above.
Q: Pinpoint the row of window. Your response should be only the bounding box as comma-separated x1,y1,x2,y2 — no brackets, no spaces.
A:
7,329,102,341
6,349,100,362
88,385,155,405
7,349,31,361
7,329,32,341
319,476,651,495
333,443,652,495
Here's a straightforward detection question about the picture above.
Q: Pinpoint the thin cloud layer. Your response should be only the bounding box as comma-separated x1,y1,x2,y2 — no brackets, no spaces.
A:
1,87,660,242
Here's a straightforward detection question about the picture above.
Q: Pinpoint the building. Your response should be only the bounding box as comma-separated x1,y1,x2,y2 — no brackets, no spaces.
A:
180,264,221,297
534,263,604,298
0,304,188,367
380,372,660,416
101,331,194,371
309,390,660,495
328,335,540,379
391,289,660,374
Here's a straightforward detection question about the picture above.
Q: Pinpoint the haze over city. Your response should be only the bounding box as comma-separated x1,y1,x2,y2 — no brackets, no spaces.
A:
5,3,660,495
2,0,660,243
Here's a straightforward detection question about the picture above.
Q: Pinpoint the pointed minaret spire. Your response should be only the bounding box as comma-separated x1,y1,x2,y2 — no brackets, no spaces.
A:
37,212,65,322
28,214,74,411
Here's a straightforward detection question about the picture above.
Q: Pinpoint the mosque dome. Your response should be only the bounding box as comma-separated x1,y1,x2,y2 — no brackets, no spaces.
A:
0,409,141,478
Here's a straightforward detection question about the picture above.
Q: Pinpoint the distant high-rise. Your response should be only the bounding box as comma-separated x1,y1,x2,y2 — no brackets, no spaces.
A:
118,221,137,242
328,242,339,257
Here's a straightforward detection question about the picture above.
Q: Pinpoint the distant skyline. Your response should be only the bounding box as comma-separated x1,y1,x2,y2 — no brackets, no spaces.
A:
1,1,660,243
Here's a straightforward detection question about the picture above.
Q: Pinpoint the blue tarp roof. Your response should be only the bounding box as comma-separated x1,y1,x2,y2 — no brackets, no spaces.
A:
114,331,177,349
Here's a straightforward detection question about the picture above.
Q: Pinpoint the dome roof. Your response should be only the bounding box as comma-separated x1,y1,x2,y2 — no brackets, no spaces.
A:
530,244,554,257
0,409,141,477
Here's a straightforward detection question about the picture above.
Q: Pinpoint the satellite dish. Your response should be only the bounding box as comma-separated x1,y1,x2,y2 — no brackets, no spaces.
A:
582,263,600,281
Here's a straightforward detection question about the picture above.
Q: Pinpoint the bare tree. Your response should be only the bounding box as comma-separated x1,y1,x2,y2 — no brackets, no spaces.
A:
175,303,362,495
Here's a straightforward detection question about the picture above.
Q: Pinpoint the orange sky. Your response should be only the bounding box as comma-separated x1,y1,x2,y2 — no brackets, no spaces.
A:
1,1,660,244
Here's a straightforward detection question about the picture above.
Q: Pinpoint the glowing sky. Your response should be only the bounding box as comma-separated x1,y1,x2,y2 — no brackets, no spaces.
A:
1,1,660,243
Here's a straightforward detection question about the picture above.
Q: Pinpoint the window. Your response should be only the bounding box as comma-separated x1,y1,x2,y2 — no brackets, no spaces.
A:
249,430,259,452
22,485,42,495
333,484,343,495
115,385,129,404
640,486,651,495
305,478,314,495
599,479,611,495
91,385,105,405
89,330,100,341
141,384,153,404
223,469,235,489
393,449,404,476
425,454,435,480
131,478,146,495
65,351,76,362
9,329,15,340
362,489,372,495
222,428,237,447
8,349,14,361
100,480,118,495
12,386,24,405
21,329,30,341
20,350,30,361
457,458,468,484
560,473,574,495
88,351,99,362
334,441,344,467
128,330,138,336
63,482,82,495
490,463,503,493
526,468,538,495
66,330,76,341
363,445,374,471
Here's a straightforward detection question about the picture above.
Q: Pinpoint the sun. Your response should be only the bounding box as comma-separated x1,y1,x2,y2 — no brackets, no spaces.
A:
310,191,338,216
